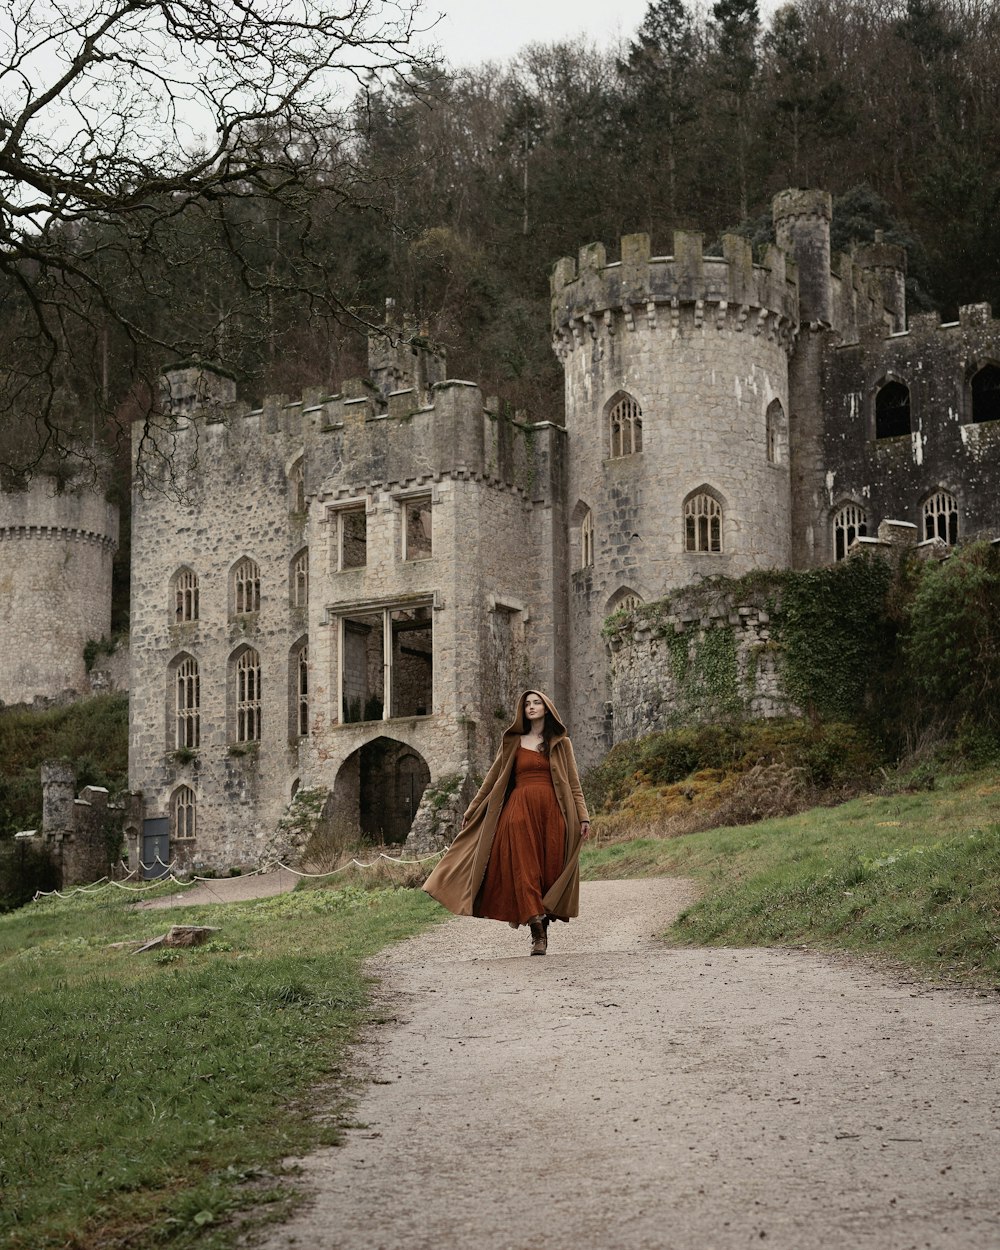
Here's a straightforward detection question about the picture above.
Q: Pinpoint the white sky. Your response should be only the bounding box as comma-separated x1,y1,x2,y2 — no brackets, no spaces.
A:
417,0,653,68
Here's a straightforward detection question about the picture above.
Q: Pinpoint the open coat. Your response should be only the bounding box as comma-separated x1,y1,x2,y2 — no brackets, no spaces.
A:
422,691,590,920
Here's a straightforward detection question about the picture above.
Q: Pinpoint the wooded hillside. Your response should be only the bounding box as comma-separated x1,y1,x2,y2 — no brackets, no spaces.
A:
3,0,998,469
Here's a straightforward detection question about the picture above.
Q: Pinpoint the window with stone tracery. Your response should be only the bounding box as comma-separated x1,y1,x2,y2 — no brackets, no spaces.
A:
171,785,196,842
922,490,958,545
290,639,309,737
291,549,308,607
232,557,261,615
581,510,594,568
174,656,200,749
234,647,262,742
833,503,867,561
684,492,723,554
172,568,199,622
608,394,643,458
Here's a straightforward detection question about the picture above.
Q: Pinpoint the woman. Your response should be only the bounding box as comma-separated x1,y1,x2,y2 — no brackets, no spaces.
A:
422,690,591,956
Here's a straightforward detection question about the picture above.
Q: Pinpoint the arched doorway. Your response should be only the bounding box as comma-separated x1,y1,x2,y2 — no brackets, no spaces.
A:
332,737,430,844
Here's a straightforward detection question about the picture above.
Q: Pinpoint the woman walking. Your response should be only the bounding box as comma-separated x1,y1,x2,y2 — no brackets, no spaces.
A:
422,691,591,955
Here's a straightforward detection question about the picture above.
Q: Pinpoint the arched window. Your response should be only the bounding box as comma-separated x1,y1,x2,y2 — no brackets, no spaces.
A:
172,568,199,623
608,393,643,458
234,647,262,742
289,457,305,512
232,557,261,615
922,490,958,545
684,491,723,553
607,587,643,614
171,785,196,842
765,400,786,465
581,510,594,568
173,655,200,749
291,549,308,608
833,503,867,561
970,364,1000,424
874,380,911,439
290,639,309,737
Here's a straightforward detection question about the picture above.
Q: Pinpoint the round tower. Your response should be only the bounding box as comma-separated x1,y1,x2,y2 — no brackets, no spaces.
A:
0,464,119,704
772,188,832,326
551,228,799,761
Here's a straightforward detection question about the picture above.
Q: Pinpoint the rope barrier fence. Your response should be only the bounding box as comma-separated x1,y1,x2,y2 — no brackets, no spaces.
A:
31,846,450,903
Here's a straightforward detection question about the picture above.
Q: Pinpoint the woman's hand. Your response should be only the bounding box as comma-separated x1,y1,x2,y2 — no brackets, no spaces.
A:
580,820,591,840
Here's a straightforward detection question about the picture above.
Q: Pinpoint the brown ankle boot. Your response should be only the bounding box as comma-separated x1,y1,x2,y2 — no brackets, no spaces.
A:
529,916,547,956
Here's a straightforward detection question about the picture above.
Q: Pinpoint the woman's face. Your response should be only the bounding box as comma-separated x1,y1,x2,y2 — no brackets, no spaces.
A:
524,693,546,724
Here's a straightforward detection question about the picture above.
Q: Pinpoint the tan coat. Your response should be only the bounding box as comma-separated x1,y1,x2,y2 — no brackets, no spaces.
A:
422,691,590,920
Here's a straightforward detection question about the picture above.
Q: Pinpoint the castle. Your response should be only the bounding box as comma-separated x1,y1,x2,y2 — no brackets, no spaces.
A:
15,187,1000,873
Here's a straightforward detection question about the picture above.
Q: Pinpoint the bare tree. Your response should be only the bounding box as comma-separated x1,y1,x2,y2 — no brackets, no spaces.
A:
0,0,436,475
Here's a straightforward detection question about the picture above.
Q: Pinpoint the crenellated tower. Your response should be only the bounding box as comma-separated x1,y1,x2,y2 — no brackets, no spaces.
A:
551,228,800,761
0,463,119,704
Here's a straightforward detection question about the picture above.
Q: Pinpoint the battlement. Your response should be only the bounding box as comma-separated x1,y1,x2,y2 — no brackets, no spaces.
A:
550,230,800,352
0,470,119,551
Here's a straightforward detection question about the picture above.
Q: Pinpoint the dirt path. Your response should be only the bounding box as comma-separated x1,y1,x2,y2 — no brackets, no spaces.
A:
253,879,1000,1250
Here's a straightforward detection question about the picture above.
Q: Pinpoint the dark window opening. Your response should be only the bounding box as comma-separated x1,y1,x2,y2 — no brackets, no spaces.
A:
971,365,1000,424
875,381,911,439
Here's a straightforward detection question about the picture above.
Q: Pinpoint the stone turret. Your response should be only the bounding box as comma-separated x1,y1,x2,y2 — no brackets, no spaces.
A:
368,300,447,406
160,361,238,417
773,188,833,327
0,463,119,704
855,231,908,333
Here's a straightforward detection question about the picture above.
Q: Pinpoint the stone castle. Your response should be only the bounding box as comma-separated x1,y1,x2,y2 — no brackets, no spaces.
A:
5,187,1000,874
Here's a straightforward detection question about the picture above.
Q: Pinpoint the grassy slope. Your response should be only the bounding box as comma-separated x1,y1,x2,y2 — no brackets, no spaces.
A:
582,768,1000,985
0,883,442,1250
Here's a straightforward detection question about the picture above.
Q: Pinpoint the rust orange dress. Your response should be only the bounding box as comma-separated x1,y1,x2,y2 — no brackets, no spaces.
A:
474,746,567,925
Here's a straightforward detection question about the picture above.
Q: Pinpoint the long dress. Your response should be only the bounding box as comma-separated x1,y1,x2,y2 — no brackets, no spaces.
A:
474,746,567,925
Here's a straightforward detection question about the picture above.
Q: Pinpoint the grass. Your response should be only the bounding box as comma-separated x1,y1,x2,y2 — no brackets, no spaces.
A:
0,882,441,1250
581,767,1000,986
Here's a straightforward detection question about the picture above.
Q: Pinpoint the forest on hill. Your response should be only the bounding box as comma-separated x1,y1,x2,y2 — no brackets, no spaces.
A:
2,0,999,479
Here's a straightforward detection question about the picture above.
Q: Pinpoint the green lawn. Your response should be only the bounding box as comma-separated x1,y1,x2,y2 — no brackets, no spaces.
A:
0,884,442,1250
582,768,1000,985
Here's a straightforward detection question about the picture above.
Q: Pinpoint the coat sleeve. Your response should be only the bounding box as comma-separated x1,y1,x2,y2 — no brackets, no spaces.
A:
564,737,590,823
463,743,508,822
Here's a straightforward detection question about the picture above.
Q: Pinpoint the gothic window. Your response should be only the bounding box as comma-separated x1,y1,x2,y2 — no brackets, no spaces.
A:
608,394,643,458
289,457,305,512
174,656,200,749
232,557,261,615
581,510,594,568
874,380,911,439
234,647,262,742
290,639,309,737
833,503,867,561
291,549,308,607
172,568,199,622
684,491,723,554
608,587,643,613
922,490,958,545
765,400,786,464
171,785,196,842
335,601,432,723
403,497,432,560
970,364,1000,424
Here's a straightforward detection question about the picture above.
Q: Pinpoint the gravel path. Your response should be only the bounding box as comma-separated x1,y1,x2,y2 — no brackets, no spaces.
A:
253,878,1000,1250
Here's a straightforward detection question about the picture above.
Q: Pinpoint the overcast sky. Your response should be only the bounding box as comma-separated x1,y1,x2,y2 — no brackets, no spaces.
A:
416,0,653,67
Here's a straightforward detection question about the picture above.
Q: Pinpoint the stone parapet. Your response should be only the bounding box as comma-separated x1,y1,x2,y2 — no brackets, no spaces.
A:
550,230,800,356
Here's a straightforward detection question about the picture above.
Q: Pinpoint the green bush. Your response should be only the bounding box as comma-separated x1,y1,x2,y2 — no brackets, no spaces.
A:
583,718,880,813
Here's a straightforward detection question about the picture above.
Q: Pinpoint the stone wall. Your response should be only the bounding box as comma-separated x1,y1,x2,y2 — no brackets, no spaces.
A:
605,585,797,744
0,470,118,705
821,304,1000,559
